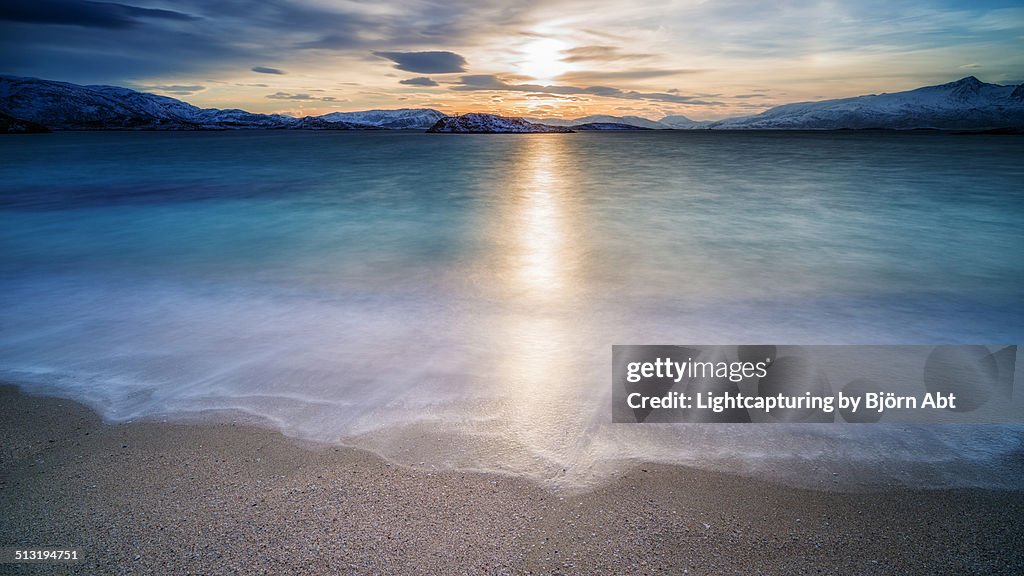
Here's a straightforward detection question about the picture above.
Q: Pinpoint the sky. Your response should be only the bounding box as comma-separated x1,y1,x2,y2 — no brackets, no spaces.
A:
1,0,1022,120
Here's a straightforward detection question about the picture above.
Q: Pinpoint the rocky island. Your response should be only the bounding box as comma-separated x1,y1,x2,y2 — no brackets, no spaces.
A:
426,113,574,133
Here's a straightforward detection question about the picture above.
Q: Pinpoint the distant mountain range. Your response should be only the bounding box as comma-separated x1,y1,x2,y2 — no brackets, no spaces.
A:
572,122,654,131
427,113,573,133
527,114,670,129
0,75,442,131
2,75,1022,133
706,77,1024,130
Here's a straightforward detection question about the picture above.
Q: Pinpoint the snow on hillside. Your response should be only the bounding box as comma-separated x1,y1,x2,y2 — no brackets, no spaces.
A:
319,108,445,129
0,75,445,131
659,115,700,129
708,77,1024,130
427,113,573,133
0,76,384,130
288,116,381,130
571,122,653,130
0,75,300,129
5,74,1021,133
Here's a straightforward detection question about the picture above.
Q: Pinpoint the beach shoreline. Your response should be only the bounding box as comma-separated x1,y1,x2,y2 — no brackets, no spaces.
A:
2,384,1022,574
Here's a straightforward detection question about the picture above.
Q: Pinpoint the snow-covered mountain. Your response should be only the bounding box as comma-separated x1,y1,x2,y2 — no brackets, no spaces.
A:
659,114,700,129
6,74,1022,133
0,75,395,130
530,114,668,129
571,122,653,130
0,76,297,129
288,116,383,130
427,113,573,133
319,108,444,129
708,77,1024,130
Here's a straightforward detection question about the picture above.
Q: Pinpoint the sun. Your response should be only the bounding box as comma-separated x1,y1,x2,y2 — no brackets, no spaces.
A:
518,39,569,84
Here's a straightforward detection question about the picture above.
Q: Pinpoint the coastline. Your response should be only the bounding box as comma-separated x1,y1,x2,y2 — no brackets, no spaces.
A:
2,384,1022,574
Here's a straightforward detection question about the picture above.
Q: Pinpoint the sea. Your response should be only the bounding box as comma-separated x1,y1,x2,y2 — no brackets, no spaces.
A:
2,130,1022,490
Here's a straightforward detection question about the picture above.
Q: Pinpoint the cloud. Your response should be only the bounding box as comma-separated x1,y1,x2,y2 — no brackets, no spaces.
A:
451,75,722,105
399,76,439,87
296,34,363,50
555,69,705,83
372,51,467,73
562,45,653,63
138,84,205,95
266,92,339,101
0,0,402,82
454,75,514,90
525,92,586,101
251,66,285,75
0,0,199,29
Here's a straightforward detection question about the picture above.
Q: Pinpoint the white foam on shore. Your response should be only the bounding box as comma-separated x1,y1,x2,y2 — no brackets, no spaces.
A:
3,272,1022,492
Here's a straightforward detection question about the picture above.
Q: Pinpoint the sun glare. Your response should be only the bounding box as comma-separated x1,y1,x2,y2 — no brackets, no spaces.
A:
518,38,569,83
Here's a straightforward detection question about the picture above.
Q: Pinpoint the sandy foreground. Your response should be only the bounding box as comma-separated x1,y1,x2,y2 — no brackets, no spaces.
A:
1,385,1022,575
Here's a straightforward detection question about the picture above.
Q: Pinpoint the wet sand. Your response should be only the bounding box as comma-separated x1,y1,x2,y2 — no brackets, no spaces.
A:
1,384,1022,575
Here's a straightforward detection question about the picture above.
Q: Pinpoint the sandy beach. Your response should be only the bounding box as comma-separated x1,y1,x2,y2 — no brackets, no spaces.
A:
1,385,1021,575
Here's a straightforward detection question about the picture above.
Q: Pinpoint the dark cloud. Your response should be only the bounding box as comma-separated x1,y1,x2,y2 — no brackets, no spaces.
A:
251,66,285,75
452,75,722,105
454,75,511,90
0,0,475,84
266,92,339,101
0,0,199,29
138,84,205,95
0,1,548,87
399,76,439,87
373,51,467,73
296,34,363,50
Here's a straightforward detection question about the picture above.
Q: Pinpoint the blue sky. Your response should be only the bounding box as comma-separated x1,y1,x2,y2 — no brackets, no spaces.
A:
1,0,1021,119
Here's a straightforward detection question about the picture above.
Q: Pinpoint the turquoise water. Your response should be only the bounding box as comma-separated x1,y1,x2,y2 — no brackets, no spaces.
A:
1,131,1022,488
